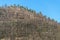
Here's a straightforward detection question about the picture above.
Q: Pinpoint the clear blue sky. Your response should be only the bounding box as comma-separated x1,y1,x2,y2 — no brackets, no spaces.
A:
0,0,60,22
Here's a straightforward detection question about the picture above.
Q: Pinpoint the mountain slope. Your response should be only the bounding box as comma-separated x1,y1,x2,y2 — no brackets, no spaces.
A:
0,5,59,40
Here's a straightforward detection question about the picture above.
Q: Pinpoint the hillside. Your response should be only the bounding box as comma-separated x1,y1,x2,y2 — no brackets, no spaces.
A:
0,5,59,40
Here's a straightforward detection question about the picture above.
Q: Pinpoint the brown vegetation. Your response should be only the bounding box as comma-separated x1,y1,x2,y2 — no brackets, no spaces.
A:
0,5,59,40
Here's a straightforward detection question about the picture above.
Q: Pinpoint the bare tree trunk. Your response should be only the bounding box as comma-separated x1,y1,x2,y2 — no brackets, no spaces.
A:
10,24,15,40
10,35,15,40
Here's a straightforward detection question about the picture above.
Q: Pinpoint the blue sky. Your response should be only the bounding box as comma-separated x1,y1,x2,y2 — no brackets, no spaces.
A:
0,0,60,22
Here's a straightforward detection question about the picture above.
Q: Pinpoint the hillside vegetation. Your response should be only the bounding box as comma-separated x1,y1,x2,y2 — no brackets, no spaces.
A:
0,5,59,40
